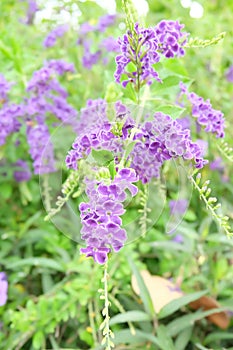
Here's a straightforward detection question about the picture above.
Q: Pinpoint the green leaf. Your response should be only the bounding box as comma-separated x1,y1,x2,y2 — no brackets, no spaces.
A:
163,59,189,77
91,149,114,166
0,183,12,199
0,39,13,59
18,211,42,237
112,329,160,347
6,257,65,272
156,104,185,119
175,326,193,350
105,82,123,103
109,311,151,325
154,76,181,91
158,290,208,319
123,80,137,103
166,307,228,337
32,331,45,350
41,273,54,293
108,159,116,179
128,257,155,317
157,325,176,350
124,140,137,160
204,332,233,345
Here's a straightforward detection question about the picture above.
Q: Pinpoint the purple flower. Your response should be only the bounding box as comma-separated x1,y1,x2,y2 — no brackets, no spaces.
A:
176,116,191,130
115,23,161,88
44,24,69,48
0,104,22,146
22,0,38,25
195,139,208,156
115,20,188,88
25,60,77,128
81,41,102,70
155,20,188,58
130,112,208,183
79,22,94,35
77,15,117,70
180,82,225,138
169,199,188,216
225,65,233,83
0,272,8,306
97,14,116,32
74,98,107,135
46,59,75,75
27,60,75,93
0,74,12,103
172,234,184,244
100,36,120,53
13,160,31,182
66,100,130,170
79,168,138,264
210,157,224,171
26,121,56,174
65,101,211,263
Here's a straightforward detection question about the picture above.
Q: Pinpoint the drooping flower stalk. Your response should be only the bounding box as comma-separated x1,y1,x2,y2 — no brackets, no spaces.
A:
44,24,69,48
79,168,138,264
66,100,208,263
179,82,225,138
99,263,115,350
114,21,188,91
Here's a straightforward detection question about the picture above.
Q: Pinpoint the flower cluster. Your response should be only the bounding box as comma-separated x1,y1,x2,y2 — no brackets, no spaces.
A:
27,59,75,94
97,14,116,33
210,157,224,171
1,60,76,176
74,98,107,135
180,82,225,138
66,100,209,263
0,104,22,146
115,21,188,88
22,0,38,25
155,20,188,58
13,159,32,182
0,74,12,102
115,24,161,88
100,36,120,53
169,199,188,216
81,41,102,70
26,122,56,174
22,60,76,174
80,168,138,264
77,15,119,70
79,14,116,34
44,24,69,48
130,112,208,183
66,100,131,170
0,272,8,306
0,74,22,146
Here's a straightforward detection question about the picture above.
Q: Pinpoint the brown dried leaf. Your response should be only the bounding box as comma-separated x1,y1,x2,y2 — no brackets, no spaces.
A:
131,270,183,313
189,295,230,329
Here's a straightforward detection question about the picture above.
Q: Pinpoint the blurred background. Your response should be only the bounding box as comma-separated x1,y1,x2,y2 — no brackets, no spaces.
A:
0,1,233,349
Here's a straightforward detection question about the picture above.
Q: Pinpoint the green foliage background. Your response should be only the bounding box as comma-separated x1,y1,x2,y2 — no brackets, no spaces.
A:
0,0,233,349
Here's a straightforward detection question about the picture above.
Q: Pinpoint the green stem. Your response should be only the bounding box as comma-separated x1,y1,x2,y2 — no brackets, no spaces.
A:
41,174,52,212
88,301,98,346
100,263,114,350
